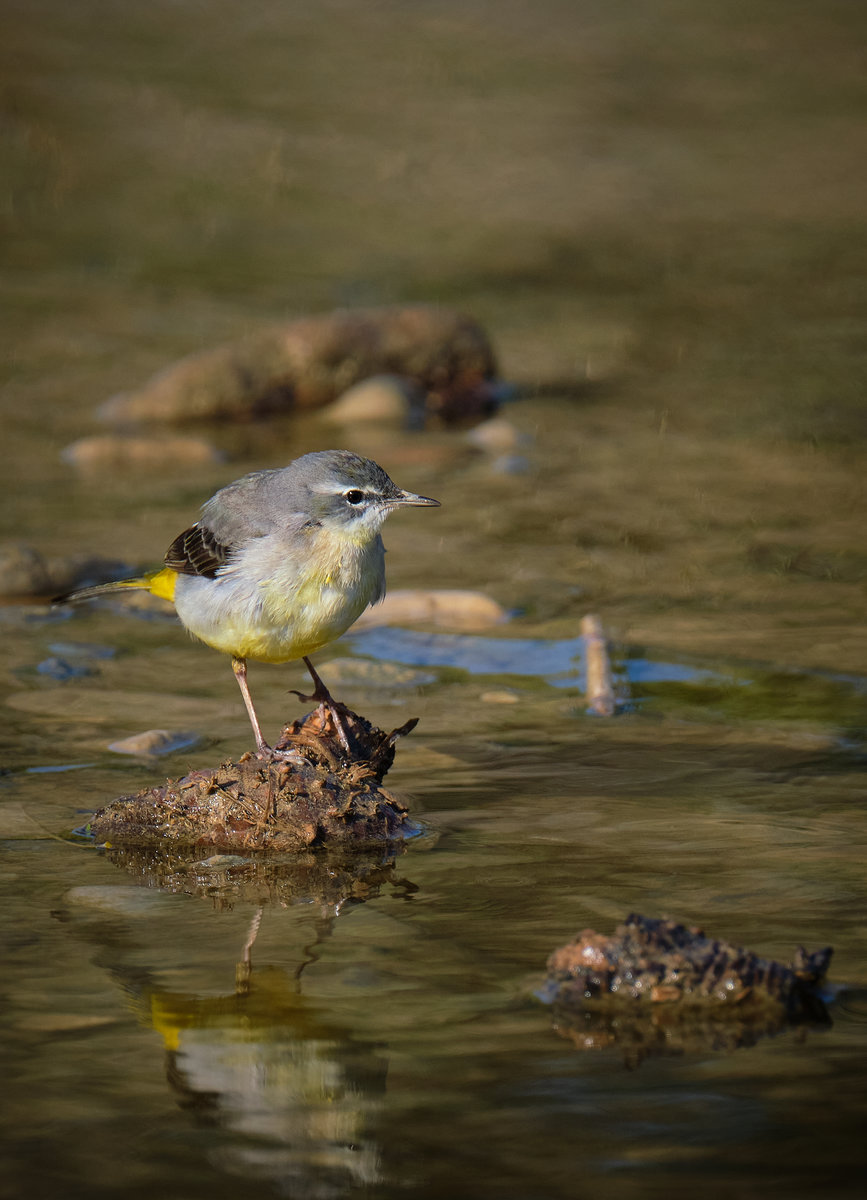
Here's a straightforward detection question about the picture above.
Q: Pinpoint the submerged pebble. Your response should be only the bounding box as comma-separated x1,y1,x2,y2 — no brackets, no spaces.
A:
64,884,177,917
36,656,97,681
62,433,224,472
108,729,201,757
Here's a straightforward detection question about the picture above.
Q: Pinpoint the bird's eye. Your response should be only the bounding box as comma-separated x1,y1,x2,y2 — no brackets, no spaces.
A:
344,489,365,506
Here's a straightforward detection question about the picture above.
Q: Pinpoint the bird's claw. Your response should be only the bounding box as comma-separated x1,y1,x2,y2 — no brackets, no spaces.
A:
255,744,303,765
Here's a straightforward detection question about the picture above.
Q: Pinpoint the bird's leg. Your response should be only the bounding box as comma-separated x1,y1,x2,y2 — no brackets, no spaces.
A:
301,656,351,753
232,656,270,755
232,656,300,762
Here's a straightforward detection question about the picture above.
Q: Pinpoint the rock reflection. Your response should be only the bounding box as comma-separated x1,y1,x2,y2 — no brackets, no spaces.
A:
103,842,416,910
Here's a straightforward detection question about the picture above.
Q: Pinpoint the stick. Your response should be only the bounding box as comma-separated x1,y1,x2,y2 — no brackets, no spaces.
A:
580,614,617,716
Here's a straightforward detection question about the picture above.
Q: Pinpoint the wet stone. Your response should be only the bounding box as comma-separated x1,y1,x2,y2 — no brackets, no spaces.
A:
88,702,419,852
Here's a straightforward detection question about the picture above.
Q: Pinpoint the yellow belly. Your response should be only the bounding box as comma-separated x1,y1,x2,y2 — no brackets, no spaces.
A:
169,541,383,664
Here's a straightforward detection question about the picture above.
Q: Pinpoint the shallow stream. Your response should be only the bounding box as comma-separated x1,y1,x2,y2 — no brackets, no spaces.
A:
3,3,867,1196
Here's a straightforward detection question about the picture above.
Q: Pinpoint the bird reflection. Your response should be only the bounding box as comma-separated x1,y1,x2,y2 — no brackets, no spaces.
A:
60,846,417,1196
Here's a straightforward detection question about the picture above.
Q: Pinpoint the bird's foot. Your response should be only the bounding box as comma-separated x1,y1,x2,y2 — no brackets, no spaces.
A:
289,695,353,755
255,743,304,765
293,657,352,754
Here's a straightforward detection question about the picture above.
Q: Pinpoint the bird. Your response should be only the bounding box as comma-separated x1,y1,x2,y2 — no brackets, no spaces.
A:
54,450,440,758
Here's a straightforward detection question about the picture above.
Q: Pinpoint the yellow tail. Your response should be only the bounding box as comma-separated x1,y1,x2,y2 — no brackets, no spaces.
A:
53,567,178,606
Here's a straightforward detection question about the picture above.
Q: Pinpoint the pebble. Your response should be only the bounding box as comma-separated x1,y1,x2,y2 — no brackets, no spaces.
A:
61,433,224,472
324,374,427,427
107,729,201,757
354,589,509,632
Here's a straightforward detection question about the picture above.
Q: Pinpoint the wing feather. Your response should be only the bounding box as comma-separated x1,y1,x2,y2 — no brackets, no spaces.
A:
164,523,233,579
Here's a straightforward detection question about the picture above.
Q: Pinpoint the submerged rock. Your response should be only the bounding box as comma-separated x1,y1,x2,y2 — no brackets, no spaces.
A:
544,913,833,1062
88,703,419,852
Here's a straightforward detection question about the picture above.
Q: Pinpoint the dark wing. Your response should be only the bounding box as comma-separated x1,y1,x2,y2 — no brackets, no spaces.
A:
164,523,234,579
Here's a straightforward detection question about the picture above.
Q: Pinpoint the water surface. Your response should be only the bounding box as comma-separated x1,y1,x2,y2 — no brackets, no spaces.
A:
2,2,867,1196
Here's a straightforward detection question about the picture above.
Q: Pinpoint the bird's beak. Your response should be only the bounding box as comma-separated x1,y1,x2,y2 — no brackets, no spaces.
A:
395,489,441,507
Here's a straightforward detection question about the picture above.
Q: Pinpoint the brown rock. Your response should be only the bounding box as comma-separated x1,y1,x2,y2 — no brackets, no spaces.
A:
98,306,500,427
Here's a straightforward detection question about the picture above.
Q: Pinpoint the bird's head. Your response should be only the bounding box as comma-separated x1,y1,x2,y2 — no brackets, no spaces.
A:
283,450,440,537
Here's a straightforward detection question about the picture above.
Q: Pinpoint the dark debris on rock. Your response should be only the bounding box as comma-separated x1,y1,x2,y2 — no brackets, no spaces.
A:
543,913,833,1063
88,703,420,853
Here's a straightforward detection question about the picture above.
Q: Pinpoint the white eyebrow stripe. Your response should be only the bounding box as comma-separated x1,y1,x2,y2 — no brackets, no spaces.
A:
311,482,375,497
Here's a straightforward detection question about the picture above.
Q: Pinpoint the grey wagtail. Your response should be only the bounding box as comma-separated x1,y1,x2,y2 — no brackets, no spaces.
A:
55,450,440,757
